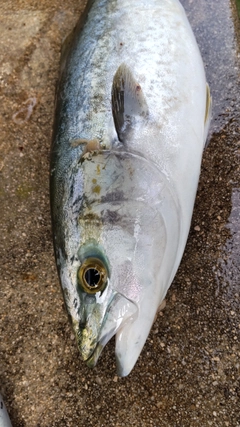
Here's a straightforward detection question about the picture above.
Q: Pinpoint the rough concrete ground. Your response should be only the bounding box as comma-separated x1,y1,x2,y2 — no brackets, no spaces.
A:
0,0,239,426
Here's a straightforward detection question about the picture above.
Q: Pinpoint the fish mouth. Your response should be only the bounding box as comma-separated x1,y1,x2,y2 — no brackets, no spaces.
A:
78,292,138,368
86,342,104,368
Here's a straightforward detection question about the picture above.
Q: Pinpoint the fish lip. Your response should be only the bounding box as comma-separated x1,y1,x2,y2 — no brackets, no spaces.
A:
85,342,104,368
116,358,127,377
77,326,100,362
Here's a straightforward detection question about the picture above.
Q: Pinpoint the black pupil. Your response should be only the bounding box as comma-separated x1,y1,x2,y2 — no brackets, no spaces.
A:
85,268,101,287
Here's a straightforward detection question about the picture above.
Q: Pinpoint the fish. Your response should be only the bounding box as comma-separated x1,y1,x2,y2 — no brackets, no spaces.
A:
0,395,13,427
50,0,211,377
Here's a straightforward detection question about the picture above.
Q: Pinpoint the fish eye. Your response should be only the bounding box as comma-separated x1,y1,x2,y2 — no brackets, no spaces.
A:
78,257,108,294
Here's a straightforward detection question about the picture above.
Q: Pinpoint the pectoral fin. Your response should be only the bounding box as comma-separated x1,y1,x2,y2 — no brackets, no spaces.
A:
111,63,148,143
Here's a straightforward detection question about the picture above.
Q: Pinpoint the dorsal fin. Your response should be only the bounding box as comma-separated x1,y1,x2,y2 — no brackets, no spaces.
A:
204,83,212,147
111,63,148,143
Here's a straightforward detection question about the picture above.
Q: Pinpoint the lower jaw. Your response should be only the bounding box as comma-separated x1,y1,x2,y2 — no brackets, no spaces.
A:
85,342,104,368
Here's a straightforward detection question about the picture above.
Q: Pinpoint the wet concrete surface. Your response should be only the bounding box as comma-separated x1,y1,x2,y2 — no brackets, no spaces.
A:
0,0,239,426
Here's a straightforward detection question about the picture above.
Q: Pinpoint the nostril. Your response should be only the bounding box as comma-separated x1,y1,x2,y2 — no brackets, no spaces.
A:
79,322,85,330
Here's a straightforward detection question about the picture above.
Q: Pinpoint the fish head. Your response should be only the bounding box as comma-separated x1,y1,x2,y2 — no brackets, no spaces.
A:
75,240,139,367
60,150,179,376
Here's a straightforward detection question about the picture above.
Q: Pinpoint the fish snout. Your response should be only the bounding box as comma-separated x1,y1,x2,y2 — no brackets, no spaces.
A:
76,291,138,368
77,323,99,361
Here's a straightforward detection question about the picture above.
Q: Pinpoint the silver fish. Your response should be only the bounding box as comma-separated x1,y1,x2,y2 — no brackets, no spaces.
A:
50,0,211,376
0,395,12,427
